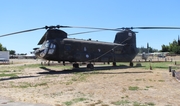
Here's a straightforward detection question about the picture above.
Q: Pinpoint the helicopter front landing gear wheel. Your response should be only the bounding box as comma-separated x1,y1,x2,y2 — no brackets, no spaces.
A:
130,62,133,67
48,61,50,66
87,64,94,69
73,63,79,68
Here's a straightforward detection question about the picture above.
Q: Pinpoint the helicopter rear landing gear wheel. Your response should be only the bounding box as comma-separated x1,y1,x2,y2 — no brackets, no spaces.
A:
87,64,94,69
63,61,65,66
73,63,79,68
130,62,133,67
113,62,116,66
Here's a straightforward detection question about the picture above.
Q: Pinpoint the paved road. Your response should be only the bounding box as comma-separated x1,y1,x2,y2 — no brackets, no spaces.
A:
0,96,51,106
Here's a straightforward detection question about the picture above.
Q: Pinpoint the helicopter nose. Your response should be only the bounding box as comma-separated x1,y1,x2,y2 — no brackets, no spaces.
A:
34,49,41,58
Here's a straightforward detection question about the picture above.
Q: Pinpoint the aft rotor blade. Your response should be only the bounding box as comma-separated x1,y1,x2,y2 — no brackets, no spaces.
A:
0,27,45,38
59,25,122,31
131,27,180,29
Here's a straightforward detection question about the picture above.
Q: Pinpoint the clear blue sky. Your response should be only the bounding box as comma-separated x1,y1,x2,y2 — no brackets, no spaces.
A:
0,0,180,55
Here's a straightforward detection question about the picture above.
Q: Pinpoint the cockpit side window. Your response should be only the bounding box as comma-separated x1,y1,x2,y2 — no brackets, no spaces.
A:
48,43,56,55
50,43,56,49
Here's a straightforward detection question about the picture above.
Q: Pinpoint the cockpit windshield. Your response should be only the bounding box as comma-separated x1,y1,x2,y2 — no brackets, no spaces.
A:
41,40,50,49
40,40,56,55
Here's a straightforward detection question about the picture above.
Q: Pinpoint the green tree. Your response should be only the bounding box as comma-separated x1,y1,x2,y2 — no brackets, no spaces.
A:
138,47,147,53
161,40,180,54
138,46,158,53
172,46,180,54
2,47,7,51
0,43,7,51
161,44,169,52
169,40,177,51
9,50,16,55
169,40,180,54
0,43,3,51
148,47,158,53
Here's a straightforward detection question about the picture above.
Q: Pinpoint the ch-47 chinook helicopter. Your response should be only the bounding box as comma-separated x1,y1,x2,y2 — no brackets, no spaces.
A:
1,25,180,69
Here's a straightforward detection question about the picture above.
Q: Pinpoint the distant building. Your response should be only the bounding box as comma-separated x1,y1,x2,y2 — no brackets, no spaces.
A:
0,51,9,62
10,54,36,59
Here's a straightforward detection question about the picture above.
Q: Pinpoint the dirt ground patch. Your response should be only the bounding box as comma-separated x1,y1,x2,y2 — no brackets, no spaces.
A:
0,59,180,106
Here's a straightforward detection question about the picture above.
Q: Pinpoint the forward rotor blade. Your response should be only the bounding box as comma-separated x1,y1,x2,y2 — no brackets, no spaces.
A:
132,27,180,29
59,25,122,31
68,29,107,36
0,27,45,38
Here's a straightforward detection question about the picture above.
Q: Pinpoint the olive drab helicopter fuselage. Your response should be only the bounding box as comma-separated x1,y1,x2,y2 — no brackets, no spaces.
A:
1,25,180,69
34,28,138,69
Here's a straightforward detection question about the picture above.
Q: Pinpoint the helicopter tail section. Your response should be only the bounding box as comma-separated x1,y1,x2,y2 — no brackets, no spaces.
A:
114,30,138,61
114,30,136,46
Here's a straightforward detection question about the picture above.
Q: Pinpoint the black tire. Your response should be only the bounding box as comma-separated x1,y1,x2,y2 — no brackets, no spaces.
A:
113,62,116,66
87,64,94,69
130,62,133,67
73,63,79,68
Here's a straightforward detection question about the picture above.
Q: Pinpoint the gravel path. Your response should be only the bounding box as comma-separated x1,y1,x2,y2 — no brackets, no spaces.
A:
1,59,180,106
0,96,50,106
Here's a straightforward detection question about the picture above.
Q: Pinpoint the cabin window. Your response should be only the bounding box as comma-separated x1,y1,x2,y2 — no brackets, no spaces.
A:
84,47,87,51
98,49,101,52
128,32,132,37
86,54,89,58
50,43,56,49
48,43,56,54
48,49,54,54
